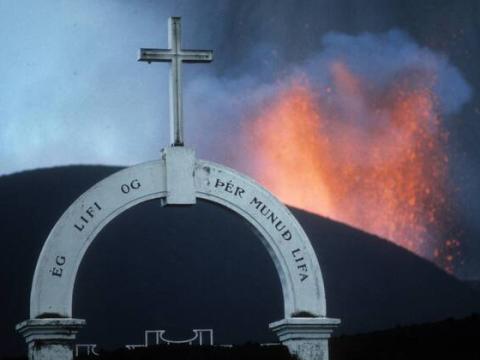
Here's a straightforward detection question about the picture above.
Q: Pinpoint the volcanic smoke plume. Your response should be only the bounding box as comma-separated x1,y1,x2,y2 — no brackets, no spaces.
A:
189,30,471,274
245,74,461,272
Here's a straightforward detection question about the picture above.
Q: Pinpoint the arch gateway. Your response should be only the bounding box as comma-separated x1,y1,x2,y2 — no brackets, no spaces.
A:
16,17,340,360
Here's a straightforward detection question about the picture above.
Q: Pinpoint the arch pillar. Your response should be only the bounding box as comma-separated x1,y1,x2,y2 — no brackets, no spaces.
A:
17,147,340,360
16,318,85,360
270,318,340,360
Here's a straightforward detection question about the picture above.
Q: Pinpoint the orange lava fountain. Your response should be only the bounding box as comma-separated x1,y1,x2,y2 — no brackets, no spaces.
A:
244,63,461,273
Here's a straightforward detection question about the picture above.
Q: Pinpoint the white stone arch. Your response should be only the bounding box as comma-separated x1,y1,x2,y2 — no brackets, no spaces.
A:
17,148,339,360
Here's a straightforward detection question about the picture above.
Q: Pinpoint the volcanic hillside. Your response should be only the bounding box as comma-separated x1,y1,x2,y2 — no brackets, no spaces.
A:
1,166,480,357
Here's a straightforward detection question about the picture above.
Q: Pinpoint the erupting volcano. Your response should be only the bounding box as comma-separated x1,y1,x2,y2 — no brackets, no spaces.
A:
243,63,461,273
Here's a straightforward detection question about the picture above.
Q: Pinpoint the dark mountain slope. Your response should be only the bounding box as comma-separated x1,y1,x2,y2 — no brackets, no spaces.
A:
1,166,479,357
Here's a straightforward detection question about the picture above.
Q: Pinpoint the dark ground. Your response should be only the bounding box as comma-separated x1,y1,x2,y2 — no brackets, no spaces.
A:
330,314,480,360
4,315,480,360
2,166,480,357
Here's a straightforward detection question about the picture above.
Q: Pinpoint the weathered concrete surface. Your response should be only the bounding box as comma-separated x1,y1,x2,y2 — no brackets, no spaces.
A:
16,318,85,360
161,146,196,205
19,147,339,360
270,318,340,360
28,150,327,319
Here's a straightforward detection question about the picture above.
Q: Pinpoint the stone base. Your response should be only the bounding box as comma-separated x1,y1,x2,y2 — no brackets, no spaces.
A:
161,146,196,205
270,317,340,360
16,318,86,360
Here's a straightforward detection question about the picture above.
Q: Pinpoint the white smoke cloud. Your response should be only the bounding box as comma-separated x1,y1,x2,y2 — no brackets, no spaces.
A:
186,29,472,172
310,30,471,115
0,0,472,179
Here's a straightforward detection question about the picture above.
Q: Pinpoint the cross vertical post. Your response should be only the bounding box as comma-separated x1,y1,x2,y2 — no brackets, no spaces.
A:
169,17,182,147
138,17,213,146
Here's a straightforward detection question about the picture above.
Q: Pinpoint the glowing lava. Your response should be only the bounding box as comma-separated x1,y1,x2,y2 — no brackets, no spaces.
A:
244,64,460,273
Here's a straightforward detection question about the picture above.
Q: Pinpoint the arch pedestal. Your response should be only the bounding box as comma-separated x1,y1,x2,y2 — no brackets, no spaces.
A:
270,318,340,360
17,147,340,360
16,318,85,360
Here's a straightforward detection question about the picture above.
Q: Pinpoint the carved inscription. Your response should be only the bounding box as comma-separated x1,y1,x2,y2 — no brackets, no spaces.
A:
74,202,102,232
292,248,309,282
214,178,245,198
50,255,66,277
249,197,292,240
121,179,141,194
212,176,310,283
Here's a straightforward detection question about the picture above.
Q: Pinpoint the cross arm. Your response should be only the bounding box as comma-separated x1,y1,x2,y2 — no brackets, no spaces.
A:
138,49,213,63
181,50,213,63
138,48,173,62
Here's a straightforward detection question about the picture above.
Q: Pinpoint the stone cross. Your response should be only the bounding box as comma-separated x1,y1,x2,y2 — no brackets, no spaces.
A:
138,16,213,146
